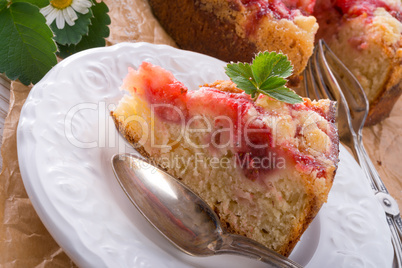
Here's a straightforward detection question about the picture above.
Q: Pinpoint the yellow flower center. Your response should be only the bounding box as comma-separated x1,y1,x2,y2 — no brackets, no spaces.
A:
50,0,73,9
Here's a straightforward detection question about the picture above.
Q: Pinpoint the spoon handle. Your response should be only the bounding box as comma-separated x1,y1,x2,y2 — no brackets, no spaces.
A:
217,233,303,268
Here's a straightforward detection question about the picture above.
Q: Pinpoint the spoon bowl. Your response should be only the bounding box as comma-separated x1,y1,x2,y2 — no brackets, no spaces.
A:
111,153,302,267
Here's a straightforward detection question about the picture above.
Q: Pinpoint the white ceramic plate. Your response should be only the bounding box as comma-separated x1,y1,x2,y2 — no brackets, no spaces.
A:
17,42,393,268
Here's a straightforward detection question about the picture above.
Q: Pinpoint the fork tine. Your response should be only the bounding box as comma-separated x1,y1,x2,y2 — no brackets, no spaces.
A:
303,52,320,101
306,41,346,105
319,40,369,134
310,46,333,101
320,40,368,105
304,41,361,162
302,66,312,99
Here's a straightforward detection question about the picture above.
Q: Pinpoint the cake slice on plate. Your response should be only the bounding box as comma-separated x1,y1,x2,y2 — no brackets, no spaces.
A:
111,59,339,256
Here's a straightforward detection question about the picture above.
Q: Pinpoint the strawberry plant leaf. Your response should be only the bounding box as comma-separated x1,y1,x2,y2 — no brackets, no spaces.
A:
51,7,93,45
58,1,110,58
0,2,57,85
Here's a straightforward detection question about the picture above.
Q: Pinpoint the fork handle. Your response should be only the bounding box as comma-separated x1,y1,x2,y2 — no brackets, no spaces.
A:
355,139,402,265
387,214,402,267
352,136,377,191
359,140,388,193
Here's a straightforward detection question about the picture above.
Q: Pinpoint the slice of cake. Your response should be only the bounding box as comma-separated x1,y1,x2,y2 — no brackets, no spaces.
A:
147,0,318,76
111,62,339,256
314,0,402,125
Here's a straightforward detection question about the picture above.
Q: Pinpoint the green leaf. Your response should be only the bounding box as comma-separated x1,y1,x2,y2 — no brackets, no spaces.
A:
224,62,256,97
269,54,293,78
0,0,8,10
251,51,275,84
87,0,110,40
225,51,302,104
260,76,287,91
12,0,49,8
51,7,93,45
58,1,111,58
264,87,303,104
0,2,57,85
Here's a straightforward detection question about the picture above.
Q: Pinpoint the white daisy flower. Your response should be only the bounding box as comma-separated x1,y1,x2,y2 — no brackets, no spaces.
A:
40,0,93,30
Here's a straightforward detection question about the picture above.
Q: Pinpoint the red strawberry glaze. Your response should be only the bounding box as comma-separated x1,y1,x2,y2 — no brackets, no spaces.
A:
336,0,402,21
242,0,294,20
236,115,277,181
187,88,279,181
289,99,339,169
290,98,336,124
187,87,254,120
239,0,312,36
293,148,327,177
123,62,189,122
128,62,336,180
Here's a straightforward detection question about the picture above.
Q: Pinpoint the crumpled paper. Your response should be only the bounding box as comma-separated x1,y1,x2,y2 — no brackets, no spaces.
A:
0,0,401,267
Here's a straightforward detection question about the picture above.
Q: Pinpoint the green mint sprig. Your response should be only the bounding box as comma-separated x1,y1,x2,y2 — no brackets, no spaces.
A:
224,51,303,104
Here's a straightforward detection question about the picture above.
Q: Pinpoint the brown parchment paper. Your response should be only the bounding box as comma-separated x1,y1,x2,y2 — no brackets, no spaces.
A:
0,82,77,268
0,0,401,267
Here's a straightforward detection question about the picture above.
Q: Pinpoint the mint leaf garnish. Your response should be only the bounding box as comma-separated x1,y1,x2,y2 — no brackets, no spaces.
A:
58,1,110,58
51,8,93,45
266,87,304,104
0,2,57,85
225,51,303,104
224,62,256,97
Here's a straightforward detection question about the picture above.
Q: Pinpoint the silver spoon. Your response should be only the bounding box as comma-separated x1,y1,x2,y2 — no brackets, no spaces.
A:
111,153,303,267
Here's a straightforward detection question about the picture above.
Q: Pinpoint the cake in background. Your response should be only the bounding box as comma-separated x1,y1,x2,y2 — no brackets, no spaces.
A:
147,0,318,76
314,0,402,125
147,0,402,125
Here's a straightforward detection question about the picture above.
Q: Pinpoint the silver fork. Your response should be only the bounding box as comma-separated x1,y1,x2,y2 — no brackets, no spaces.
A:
303,39,402,267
